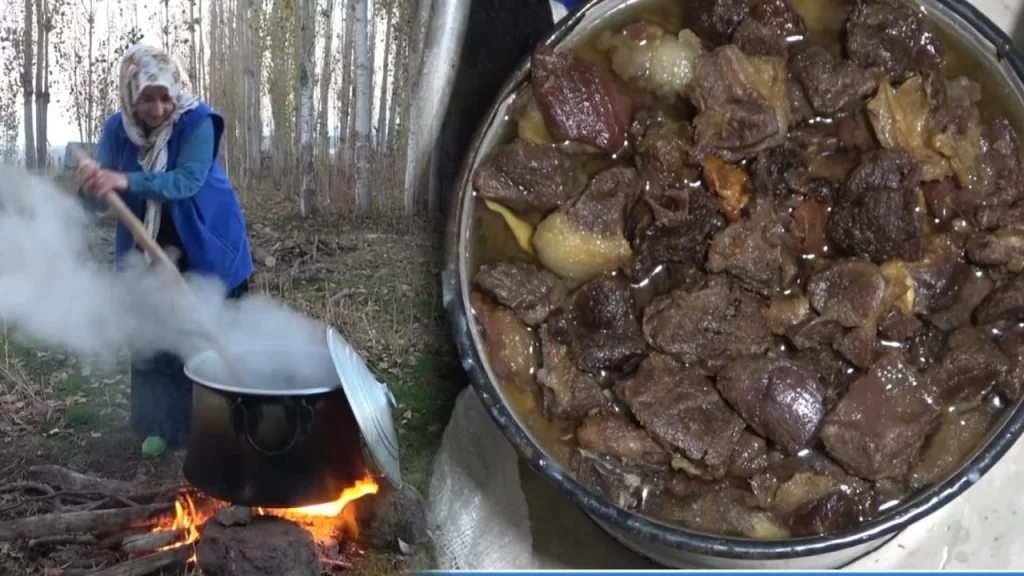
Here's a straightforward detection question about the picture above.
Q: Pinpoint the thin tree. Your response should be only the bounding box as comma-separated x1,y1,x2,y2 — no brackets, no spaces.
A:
22,0,36,170
353,0,371,216
297,0,316,217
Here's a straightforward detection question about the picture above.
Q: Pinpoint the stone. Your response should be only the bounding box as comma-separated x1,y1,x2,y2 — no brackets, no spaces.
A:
354,484,430,552
196,516,319,576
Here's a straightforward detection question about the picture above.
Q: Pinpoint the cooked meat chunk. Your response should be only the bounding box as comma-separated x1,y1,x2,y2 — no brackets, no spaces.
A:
576,412,670,467
470,292,539,391
707,198,799,296
536,323,608,420
475,261,563,326
748,0,806,38
630,186,723,280
997,332,1024,402
749,143,803,197
533,165,641,281
845,0,944,82
682,0,750,47
531,45,634,154
827,149,924,262
717,357,827,453
728,430,770,478
562,275,647,373
909,400,1001,489
733,19,788,58
765,294,811,336
631,110,700,190
975,275,1024,325
966,227,1024,274
821,352,940,480
922,327,1008,407
643,278,771,374
689,45,792,160
790,45,878,116
473,139,587,213
806,259,887,328
617,353,746,478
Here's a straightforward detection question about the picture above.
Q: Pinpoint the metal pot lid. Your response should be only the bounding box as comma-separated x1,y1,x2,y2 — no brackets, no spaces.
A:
326,327,403,488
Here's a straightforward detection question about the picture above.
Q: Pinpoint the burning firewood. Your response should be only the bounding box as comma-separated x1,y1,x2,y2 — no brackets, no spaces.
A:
80,545,193,576
0,503,173,541
120,529,187,556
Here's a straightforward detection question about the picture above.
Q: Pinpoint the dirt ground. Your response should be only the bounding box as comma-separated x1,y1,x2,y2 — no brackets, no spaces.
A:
0,193,464,575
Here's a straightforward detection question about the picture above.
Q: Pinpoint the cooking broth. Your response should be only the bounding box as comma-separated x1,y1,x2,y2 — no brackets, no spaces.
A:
466,0,1024,540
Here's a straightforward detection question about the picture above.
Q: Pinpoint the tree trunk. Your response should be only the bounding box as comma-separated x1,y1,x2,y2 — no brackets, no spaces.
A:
297,0,316,217
86,0,95,143
401,0,433,214
189,0,198,93
376,3,391,153
317,0,336,164
339,0,355,169
22,0,37,171
353,0,372,216
34,0,48,172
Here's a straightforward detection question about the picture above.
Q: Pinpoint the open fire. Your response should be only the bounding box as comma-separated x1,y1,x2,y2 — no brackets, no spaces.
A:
0,465,385,576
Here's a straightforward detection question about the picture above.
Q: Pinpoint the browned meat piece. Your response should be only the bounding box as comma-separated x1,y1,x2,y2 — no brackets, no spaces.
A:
928,266,993,331
789,45,878,116
787,74,815,125
475,261,564,326
845,0,944,82
835,109,879,152
749,452,875,534
765,294,811,336
998,332,1024,402
532,165,642,281
895,235,966,316
643,278,771,374
728,430,769,478
750,143,804,197
472,139,588,213
536,323,608,420
470,292,540,390
717,357,827,453
922,178,959,224
909,399,1002,489
576,412,670,467
531,45,634,154
789,491,866,537
630,186,723,280
748,0,806,38
630,110,700,190
828,149,924,262
821,352,941,480
806,259,887,328
702,155,753,223
975,276,1024,325
791,198,829,255
562,275,647,374
834,324,877,369
707,198,799,297
650,483,790,539
688,45,792,161
968,119,1024,229
792,346,855,411
617,353,746,478
733,19,788,58
879,309,923,342
906,324,948,371
966,227,1024,274
786,316,845,351
682,0,750,47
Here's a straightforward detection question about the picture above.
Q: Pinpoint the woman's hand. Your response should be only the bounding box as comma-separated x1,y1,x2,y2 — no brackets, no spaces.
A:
79,165,129,199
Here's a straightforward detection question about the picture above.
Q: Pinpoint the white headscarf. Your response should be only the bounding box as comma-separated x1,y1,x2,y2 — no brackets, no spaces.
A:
118,44,200,256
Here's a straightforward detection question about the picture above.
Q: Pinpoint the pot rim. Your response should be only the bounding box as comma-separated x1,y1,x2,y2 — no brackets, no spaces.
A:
442,0,1024,560
183,346,340,396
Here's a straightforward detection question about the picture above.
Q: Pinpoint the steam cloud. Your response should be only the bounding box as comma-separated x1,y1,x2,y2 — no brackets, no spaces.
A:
0,164,333,390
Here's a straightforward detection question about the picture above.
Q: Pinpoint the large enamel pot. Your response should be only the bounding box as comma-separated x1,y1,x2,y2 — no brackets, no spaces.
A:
442,0,1024,569
181,345,368,509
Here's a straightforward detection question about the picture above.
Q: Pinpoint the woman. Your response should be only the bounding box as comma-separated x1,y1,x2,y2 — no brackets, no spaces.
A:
76,43,254,453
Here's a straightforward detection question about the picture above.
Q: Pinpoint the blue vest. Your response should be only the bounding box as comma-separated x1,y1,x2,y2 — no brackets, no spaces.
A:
102,104,254,292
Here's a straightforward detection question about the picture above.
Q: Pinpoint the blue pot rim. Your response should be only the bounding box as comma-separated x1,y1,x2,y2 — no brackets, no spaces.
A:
442,0,1024,560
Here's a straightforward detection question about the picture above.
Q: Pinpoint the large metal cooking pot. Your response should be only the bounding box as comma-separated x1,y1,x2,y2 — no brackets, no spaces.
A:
181,328,402,509
442,0,1024,569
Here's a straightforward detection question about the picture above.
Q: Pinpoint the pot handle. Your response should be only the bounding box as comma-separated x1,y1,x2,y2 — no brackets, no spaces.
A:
231,398,314,457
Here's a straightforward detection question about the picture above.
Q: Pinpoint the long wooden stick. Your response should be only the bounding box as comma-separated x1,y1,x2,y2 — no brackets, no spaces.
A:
83,545,193,576
0,503,173,542
69,145,250,389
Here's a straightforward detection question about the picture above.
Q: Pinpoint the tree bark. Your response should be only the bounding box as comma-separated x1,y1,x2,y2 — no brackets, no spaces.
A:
297,0,316,217
22,0,37,171
353,0,372,216
317,0,336,164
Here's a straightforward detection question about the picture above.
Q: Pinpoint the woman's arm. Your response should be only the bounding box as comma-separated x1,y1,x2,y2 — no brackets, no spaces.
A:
124,117,216,202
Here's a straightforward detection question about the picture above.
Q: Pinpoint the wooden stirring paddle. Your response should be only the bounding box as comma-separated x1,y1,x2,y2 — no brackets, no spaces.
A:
69,145,251,389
